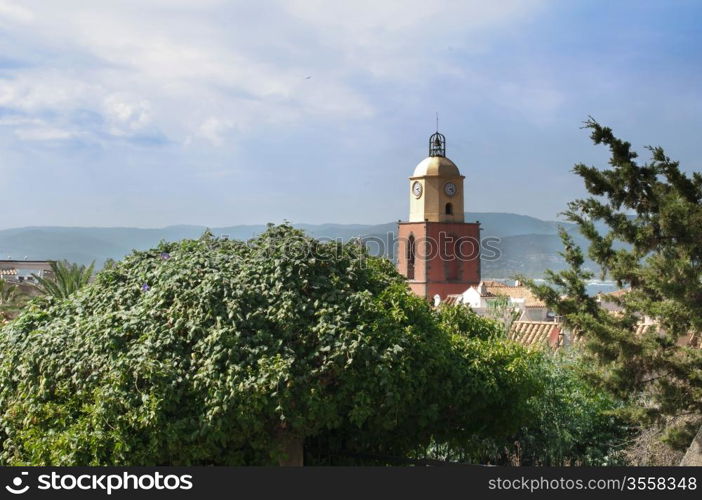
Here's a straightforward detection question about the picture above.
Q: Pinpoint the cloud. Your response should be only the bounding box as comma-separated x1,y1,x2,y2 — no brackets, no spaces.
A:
15,126,74,141
0,72,93,112
0,0,547,150
198,117,234,146
0,0,699,229
0,116,43,127
0,115,74,141
0,0,34,23
284,0,546,78
103,94,151,136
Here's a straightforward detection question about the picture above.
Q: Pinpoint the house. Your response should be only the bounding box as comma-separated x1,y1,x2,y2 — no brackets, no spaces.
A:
0,260,54,284
597,288,659,328
595,288,630,314
441,280,552,321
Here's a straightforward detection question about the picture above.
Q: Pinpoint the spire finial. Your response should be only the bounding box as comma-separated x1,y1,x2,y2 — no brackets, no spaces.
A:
436,112,439,133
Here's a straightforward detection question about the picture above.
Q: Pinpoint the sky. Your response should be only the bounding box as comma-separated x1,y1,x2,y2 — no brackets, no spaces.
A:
0,0,701,228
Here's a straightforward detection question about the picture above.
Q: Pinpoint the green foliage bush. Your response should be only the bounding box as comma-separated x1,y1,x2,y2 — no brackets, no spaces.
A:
306,305,544,464
436,302,505,341
0,225,544,465
439,350,631,466
501,351,630,465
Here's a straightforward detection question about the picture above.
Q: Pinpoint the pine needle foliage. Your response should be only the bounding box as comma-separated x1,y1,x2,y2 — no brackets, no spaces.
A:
522,119,702,445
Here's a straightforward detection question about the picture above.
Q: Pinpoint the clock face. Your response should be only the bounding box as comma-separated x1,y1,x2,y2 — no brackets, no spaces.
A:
412,181,423,198
444,182,457,197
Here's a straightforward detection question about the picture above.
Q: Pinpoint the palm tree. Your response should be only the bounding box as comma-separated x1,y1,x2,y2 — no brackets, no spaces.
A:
33,260,95,299
0,280,28,320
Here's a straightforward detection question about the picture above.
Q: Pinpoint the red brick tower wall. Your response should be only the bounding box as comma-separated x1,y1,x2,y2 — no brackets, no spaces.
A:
397,221,481,300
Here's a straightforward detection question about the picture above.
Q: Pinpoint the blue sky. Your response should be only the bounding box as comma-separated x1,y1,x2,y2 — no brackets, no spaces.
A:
0,0,700,228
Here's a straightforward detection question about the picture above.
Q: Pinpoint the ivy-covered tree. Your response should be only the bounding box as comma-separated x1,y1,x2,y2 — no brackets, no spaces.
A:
0,225,542,465
524,119,702,446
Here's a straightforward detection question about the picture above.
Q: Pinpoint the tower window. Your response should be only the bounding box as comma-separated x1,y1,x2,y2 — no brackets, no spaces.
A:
407,235,416,280
440,233,460,281
445,203,453,215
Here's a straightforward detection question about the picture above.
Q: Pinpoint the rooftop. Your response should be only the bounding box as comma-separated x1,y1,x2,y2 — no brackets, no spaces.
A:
509,321,562,349
477,281,546,307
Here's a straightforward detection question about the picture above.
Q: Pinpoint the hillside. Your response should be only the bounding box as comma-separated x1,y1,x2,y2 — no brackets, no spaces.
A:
0,213,596,278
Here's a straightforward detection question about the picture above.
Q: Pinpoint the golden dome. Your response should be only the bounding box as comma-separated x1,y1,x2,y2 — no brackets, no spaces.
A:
412,156,461,177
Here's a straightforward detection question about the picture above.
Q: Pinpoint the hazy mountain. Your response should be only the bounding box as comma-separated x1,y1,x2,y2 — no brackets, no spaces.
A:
0,213,595,278
480,233,595,279
467,212,576,238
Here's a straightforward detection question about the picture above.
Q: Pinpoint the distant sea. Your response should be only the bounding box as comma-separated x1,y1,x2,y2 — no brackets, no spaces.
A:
532,279,620,296
491,278,621,296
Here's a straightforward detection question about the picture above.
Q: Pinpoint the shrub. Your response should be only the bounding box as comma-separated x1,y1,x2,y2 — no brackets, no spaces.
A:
0,225,543,465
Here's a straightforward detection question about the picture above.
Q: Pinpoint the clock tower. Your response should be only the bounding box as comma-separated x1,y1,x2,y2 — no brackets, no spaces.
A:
397,131,481,300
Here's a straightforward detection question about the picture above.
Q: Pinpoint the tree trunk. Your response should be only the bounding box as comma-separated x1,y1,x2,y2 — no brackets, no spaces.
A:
680,424,702,466
276,432,304,466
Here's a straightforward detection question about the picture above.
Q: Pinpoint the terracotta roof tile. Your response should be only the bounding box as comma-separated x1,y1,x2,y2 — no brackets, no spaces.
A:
482,280,510,287
485,284,545,307
567,320,700,349
509,321,562,349
443,294,462,305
